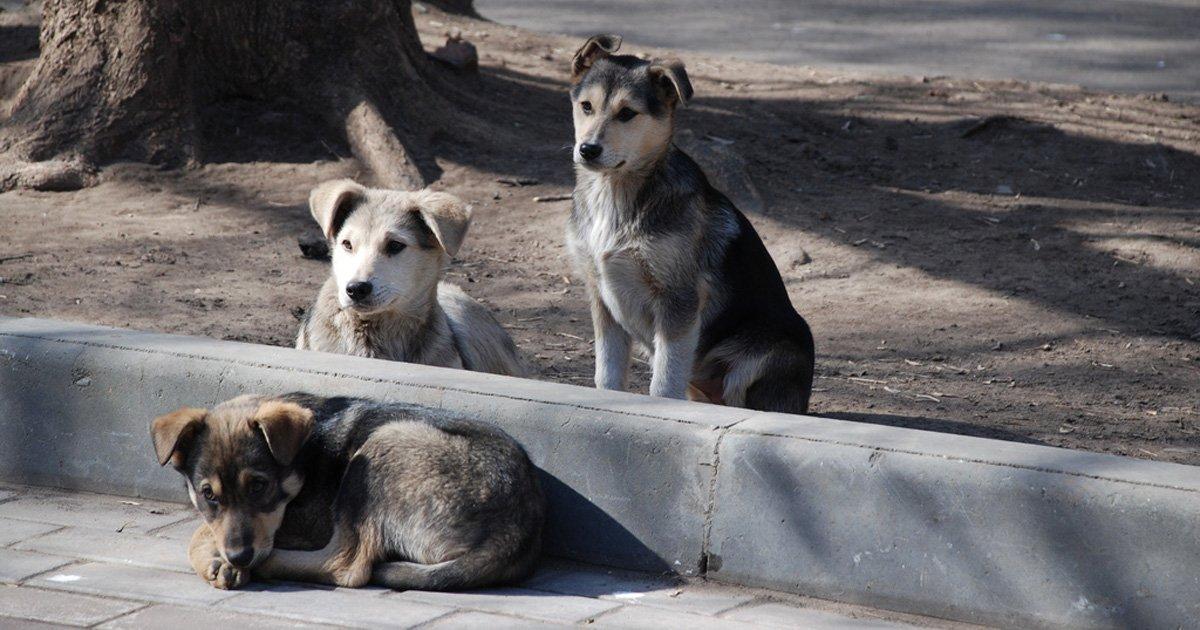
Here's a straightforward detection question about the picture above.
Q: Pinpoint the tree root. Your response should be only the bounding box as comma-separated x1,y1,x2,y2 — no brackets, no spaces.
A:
0,157,97,192
340,99,428,190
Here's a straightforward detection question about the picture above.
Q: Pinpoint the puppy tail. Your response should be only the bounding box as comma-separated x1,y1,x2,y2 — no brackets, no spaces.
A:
370,544,537,591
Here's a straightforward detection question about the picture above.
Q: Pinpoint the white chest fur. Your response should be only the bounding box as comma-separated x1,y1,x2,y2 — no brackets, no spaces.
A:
569,176,658,347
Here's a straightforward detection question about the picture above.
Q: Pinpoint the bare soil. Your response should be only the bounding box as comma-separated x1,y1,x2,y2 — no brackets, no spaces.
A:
2,5,1198,463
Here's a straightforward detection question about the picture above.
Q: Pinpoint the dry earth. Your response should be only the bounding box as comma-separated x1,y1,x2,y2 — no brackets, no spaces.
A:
2,4,1199,463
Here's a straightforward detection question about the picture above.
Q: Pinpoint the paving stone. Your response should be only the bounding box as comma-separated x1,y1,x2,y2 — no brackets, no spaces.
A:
592,605,767,629
0,549,74,583
394,586,619,623
0,489,189,534
423,610,565,629
16,526,191,573
721,602,918,629
600,582,753,616
0,585,144,626
520,564,751,616
31,562,237,606
98,604,338,629
219,583,451,628
146,516,203,541
520,563,677,598
0,517,61,547
0,617,76,629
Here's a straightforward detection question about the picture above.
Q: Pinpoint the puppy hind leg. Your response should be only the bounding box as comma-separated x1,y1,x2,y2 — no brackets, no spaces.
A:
255,521,382,588
742,352,814,415
371,544,517,592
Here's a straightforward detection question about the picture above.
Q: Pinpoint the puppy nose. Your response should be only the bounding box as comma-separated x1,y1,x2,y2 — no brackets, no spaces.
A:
346,281,373,302
579,143,603,161
226,547,255,568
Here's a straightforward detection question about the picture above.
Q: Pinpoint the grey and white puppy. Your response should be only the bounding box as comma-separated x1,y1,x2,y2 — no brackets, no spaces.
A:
297,180,524,376
565,35,816,413
151,392,545,591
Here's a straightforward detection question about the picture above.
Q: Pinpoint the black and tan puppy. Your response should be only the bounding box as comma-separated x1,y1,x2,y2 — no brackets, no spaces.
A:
566,35,816,413
151,393,544,591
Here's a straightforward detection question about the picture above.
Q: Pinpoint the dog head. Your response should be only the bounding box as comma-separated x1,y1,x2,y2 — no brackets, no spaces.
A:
151,395,314,569
309,180,471,315
569,35,693,173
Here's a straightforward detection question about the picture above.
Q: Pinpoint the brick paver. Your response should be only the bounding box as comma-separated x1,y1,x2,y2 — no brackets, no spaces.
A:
0,549,74,583
0,517,60,547
0,484,948,629
0,586,143,626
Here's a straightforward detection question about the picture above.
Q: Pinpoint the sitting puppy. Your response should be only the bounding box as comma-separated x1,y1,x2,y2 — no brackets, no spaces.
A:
297,180,524,376
151,393,545,591
566,36,816,413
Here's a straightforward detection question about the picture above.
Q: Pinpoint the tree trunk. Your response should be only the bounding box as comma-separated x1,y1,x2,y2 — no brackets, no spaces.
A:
0,0,449,191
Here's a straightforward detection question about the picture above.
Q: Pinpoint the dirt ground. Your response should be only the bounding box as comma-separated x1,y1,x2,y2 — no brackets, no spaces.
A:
2,5,1198,464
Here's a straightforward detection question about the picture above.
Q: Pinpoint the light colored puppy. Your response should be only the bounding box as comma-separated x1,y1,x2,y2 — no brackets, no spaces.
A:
297,180,524,376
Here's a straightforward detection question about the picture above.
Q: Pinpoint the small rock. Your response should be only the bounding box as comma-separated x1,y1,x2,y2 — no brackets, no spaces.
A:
74,376,91,387
298,233,330,261
413,2,429,12
431,32,478,73
290,306,307,321
991,341,1004,351
790,251,813,267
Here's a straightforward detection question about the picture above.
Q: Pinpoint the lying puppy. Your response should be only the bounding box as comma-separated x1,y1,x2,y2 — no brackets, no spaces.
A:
151,393,545,591
566,36,816,413
297,180,524,376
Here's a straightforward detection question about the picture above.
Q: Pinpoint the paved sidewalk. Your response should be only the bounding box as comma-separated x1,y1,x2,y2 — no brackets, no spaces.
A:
476,0,1200,101
0,484,960,629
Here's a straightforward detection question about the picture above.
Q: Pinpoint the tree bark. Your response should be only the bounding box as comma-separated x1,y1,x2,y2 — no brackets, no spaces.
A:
0,0,448,191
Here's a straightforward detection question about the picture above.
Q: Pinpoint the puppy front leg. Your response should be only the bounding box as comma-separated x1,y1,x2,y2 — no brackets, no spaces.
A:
189,524,249,590
650,292,700,400
592,296,632,391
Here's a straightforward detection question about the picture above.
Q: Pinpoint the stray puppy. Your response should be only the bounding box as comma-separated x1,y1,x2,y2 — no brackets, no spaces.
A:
151,393,545,591
297,180,524,376
566,35,815,413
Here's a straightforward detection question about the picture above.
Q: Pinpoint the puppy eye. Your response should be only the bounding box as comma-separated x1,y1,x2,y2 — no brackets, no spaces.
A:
341,239,352,252
615,107,638,122
201,486,217,503
580,101,593,114
248,479,268,495
384,240,406,256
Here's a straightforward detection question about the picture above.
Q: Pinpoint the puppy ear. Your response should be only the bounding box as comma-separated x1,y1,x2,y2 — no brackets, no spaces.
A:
413,190,472,258
250,401,314,467
649,59,693,107
309,179,367,240
151,408,207,467
572,34,622,80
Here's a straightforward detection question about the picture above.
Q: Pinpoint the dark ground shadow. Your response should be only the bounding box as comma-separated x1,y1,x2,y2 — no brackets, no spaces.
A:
823,412,1046,444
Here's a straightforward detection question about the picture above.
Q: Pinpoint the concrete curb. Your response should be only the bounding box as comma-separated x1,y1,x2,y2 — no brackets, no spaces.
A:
2,317,1198,628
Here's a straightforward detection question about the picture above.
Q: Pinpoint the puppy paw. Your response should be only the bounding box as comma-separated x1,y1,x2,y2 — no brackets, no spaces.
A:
203,558,249,590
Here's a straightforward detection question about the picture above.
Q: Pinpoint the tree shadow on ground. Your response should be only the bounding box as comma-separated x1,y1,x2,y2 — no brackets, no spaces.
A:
446,65,1200,342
